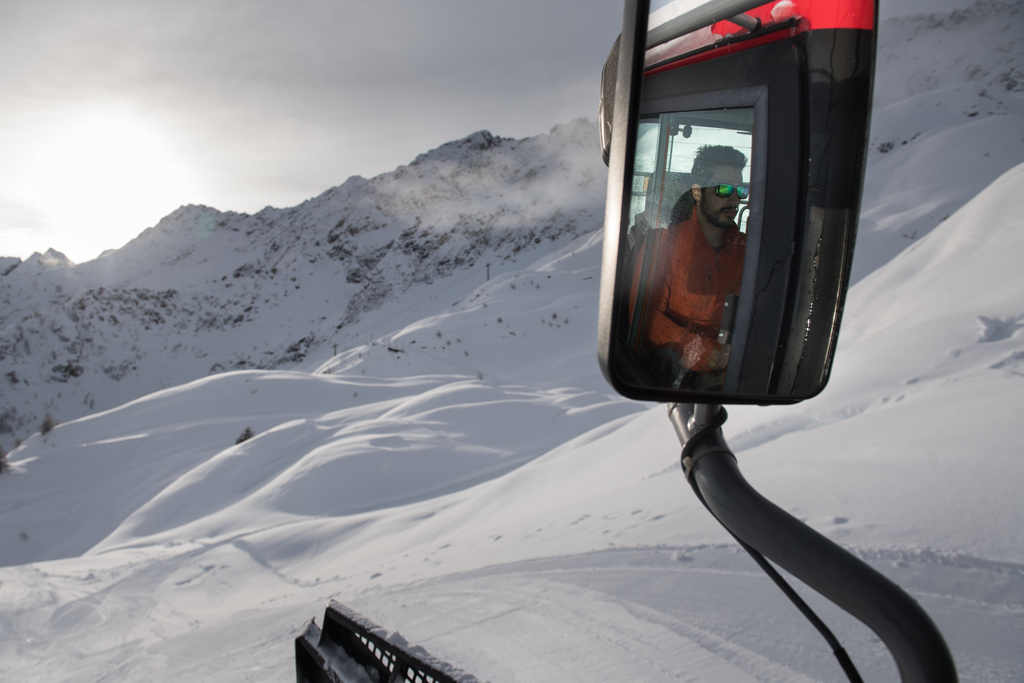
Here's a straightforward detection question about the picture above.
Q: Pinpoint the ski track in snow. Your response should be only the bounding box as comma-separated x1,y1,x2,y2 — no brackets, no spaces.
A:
4,541,1019,681
341,544,1024,682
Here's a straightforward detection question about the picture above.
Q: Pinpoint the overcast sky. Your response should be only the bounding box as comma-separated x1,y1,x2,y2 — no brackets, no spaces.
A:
0,0,977,263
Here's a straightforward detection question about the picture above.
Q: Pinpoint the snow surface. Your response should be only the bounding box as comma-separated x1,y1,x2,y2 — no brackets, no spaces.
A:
2,2,1023,681
0,118,609,451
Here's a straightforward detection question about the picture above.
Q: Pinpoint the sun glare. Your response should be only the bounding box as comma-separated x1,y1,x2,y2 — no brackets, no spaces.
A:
23,106,200,263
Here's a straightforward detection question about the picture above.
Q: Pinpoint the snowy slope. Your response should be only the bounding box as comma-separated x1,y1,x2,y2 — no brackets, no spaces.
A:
0,119,608,451
853,0,1024,282
1,226,639,563
2,2,1024,682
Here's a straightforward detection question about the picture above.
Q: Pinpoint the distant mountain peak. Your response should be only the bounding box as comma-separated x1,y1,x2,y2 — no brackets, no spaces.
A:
0,120,608,451
28,248,73,268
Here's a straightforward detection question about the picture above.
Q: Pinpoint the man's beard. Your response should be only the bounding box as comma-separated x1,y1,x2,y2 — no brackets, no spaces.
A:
699,199,737,231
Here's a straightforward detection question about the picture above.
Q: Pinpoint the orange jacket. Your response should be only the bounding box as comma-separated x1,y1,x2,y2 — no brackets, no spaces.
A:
628,212,745,372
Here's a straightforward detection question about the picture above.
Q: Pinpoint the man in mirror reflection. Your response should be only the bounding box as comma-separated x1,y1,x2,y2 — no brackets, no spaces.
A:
628,144,747,391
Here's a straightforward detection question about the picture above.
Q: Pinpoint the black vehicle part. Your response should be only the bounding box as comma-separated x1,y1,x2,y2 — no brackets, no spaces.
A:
296,600,477,683
680,406,862,682
669,403,958,682
599,0,879,405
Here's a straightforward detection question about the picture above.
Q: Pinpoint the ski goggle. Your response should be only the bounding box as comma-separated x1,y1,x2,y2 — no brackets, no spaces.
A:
707,183,749,200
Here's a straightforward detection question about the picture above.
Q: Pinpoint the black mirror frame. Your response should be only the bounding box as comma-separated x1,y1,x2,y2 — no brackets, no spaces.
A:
598,0,877,405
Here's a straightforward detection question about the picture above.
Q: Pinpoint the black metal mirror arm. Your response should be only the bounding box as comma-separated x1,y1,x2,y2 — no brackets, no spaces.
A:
667,403,958,683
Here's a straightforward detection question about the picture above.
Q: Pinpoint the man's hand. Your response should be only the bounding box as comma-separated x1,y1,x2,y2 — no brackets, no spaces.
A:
706,344,731,372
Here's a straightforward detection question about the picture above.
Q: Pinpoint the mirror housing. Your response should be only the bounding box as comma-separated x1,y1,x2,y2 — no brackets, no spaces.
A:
598,0,877,404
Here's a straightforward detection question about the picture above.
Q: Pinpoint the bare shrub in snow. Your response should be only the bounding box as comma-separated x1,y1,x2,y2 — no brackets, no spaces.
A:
235,427,255,444
40,413,57,436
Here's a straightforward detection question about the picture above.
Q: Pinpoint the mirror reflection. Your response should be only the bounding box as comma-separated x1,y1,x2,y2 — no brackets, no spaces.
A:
621,108,754,391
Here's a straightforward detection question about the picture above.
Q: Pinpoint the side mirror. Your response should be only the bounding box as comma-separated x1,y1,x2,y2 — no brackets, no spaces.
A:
598,0,877,404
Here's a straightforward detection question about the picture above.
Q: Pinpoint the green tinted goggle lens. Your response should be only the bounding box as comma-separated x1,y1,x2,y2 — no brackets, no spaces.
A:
711,183,749,199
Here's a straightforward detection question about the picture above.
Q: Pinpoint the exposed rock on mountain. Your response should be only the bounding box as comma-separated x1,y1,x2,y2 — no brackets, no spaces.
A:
0,119,608,449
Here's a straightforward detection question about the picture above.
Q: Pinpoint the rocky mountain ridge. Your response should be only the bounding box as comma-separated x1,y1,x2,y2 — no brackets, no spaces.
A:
0,119,608,448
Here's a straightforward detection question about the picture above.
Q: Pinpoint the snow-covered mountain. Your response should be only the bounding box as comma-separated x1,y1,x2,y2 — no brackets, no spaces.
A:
1,3,1022,681
0,120,607,451
854,0,1024,282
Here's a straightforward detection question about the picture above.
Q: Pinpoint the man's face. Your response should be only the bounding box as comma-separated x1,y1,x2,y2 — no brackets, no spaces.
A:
696,165,744,231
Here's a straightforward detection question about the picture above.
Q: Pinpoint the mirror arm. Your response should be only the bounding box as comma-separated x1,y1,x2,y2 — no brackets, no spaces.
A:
667,404,958,682
729,13,761,32
668,402,722,444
